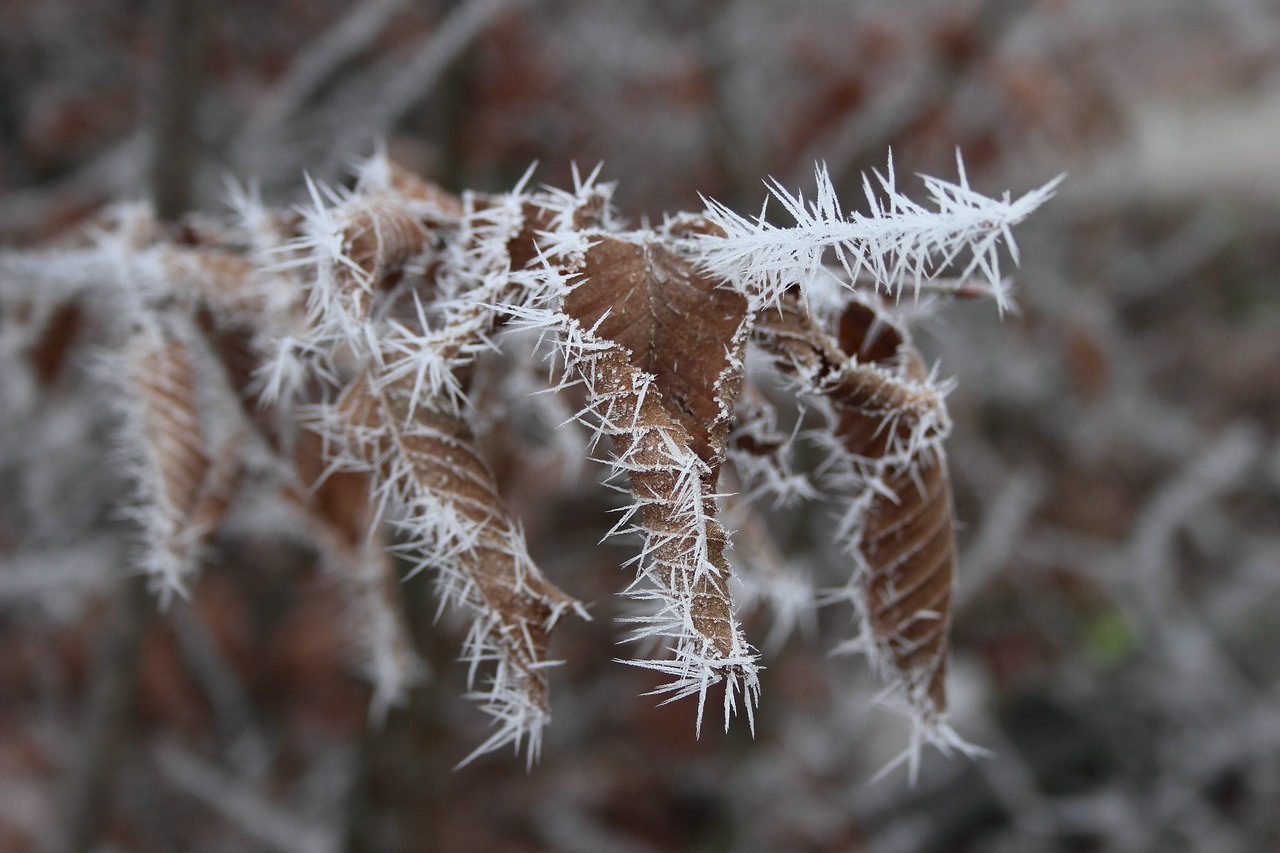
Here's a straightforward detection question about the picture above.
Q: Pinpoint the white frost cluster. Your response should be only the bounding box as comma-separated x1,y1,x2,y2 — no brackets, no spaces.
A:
698,152,1061,312
0,145,1057,773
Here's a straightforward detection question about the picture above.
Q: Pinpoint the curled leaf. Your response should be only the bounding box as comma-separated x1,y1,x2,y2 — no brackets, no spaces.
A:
556,232,759,730
755,291,956,726
330,371,581,762
859,450,955,719
124,323,237,602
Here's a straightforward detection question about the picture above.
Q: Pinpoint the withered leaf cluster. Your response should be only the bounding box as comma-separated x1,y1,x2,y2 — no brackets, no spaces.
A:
2,153,1052,766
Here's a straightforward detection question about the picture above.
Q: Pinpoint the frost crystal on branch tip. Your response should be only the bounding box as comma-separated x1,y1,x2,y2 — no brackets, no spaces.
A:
697,152,1061,312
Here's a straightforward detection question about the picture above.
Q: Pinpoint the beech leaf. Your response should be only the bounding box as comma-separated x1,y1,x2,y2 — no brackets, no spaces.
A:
565,233,749,468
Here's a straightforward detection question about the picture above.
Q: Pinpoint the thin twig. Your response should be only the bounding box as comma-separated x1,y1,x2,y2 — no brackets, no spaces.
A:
169,600,271,771
320,0,518,179
796,0,1025,190
149,0,208,220
153,743,342,853
237,0,408,151
956,468,1047,610
53,572,151,853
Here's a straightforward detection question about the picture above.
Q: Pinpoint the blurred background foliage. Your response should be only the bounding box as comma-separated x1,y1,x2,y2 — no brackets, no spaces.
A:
1,0,1279,850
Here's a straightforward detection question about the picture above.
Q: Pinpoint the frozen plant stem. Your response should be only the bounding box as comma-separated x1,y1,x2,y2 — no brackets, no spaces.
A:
54,573,151,853
149,0,207,220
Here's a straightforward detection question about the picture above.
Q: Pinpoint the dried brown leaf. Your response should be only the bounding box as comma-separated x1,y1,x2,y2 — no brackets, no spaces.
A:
755,293,947,464
341,198,430,288
860,453,955,717
558,233,757,698
334,371,579,749
839,299,955,721
135,332,211,525
566,233,749,468
755,292,956,720
129,326,237,598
